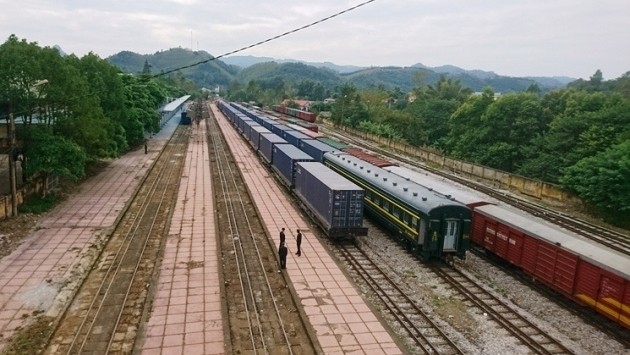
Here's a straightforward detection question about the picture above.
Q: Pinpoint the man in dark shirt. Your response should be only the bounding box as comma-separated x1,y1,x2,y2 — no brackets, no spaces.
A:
279,227,286,245
278,242,288,269
295,229,302,256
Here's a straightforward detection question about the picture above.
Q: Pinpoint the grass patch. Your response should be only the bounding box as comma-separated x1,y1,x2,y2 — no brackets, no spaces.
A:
3,316,54,355
18,194,58,214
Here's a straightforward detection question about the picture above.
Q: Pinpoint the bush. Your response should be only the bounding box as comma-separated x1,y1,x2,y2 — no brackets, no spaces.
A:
18,194,58,214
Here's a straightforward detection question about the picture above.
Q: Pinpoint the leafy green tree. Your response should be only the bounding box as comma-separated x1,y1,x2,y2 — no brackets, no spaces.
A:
332,84,357,124
477,92,544,171
67,52,129,156
444,88,495,159
406,76,472,149
22,127,87,183
519,90,629,182
560,140,630,225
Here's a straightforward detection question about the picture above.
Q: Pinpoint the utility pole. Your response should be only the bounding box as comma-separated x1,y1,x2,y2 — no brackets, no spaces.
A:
8,112,18,216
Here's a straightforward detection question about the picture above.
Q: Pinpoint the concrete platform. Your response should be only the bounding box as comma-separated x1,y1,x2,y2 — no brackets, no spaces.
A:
138,120,225,354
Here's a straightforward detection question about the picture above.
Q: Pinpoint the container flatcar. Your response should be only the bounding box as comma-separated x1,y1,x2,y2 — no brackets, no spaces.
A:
324,152,472,260
295,162,367,238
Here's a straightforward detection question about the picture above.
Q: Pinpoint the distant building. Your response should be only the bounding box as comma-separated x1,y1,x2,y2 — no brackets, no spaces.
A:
281,99,312,111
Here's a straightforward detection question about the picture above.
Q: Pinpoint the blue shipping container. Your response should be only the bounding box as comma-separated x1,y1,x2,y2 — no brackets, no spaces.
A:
272,144,314,187
250,126,271,150
298,139,339,163
283,130,312,148
271,124,294,137
239,118,254,134
294,162,367,237
243,121,262,143
259,133,288,163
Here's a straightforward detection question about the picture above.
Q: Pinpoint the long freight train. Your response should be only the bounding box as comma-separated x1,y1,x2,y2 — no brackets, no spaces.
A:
217,100,472,261
217,100,367,239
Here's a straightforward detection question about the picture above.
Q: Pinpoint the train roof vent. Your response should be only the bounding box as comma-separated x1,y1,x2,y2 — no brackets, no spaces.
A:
367,169,371,173
360,166,363,169
375,173,379,177
392,182,397,186
353,163,357,166
383,177,388,181
403,187,408,192
422,197,427,201
413,192,418,197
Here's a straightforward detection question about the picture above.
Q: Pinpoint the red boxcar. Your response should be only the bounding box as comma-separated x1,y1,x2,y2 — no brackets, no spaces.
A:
472,204,630,329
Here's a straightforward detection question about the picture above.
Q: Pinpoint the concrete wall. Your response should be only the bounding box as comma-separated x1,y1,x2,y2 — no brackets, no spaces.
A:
1,175,57,221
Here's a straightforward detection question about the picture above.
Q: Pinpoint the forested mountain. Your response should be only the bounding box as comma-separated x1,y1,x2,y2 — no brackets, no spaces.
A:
107,48,239,88
106,49,571,93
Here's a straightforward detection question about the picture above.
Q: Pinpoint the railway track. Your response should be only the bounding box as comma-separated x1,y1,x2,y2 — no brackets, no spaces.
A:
470,247,630,349
336,242,463,355
431,266,574,355
45,125,189,354
338,221,575,354
206,103,317,354
327,128,630,256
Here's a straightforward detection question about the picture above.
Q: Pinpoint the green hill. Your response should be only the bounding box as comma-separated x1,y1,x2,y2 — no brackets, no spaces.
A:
107,48,239,88
107,48,569,93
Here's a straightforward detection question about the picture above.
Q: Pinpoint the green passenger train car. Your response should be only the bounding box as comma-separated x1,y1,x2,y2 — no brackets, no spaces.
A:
324,152,472,261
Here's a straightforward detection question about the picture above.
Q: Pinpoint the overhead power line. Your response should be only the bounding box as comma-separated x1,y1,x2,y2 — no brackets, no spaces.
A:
155,0,378,77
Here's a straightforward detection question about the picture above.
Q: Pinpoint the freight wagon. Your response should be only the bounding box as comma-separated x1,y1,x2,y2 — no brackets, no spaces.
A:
472,204,630,329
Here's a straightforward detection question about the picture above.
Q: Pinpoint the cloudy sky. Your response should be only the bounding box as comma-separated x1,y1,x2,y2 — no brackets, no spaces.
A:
1,0,628,79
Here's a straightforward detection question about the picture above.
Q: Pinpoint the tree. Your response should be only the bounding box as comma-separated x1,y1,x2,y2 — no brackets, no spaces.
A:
519,90,630,182
476,92,544,171
332,84,358,124
22,127,87,184
444,88,495,159
560,140,630,225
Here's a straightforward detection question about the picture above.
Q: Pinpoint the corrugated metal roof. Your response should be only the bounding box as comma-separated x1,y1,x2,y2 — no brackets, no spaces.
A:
161,95,191,112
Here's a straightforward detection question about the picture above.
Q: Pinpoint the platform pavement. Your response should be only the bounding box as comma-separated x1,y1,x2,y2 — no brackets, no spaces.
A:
211,103,404,354
0,115,179,352
137,119,225,354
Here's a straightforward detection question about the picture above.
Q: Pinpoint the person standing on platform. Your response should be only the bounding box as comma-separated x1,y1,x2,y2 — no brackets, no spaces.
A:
279,227,286,245
278,242,288,270
295,229,302,256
